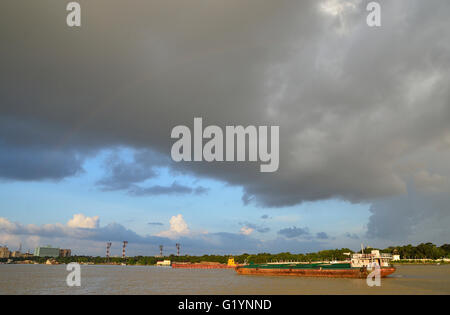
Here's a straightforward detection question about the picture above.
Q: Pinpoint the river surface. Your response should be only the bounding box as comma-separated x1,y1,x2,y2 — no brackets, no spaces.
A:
0,264,449,295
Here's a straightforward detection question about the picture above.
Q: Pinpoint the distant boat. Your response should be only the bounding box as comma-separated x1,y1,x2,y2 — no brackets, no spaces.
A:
172,257,239,269
156,260,171,267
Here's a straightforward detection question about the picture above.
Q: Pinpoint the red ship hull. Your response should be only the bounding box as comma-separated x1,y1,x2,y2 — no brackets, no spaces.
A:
235,266,396,278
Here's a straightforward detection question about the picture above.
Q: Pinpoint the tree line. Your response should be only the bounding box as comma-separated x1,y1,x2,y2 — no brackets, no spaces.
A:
2,242,449,265
382,243,450,260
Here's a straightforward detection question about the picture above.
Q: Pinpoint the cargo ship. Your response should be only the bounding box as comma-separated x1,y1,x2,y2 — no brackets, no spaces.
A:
235,250,396,279
172,257,238,269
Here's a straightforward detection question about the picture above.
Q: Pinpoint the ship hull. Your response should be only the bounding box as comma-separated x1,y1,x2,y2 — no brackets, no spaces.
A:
172,263,236,269
235,266,396,279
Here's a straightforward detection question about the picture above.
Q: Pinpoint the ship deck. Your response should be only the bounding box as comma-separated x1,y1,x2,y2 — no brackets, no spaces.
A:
239,262,353,270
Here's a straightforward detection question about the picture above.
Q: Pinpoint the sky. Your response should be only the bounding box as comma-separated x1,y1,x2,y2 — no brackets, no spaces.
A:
0,0,449,256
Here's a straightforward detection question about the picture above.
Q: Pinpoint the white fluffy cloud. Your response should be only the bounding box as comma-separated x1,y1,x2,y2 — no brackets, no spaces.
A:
156,214,191,239
67,214,100,229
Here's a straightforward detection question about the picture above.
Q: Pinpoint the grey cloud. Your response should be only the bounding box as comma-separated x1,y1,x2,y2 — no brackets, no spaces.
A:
128,181,208,196
91,223,154,243
261,215,270,220
242,193,255,206
96,150,166,191
96,150,207,196
278,226,310,239
256,227,270,233
367,185,450,245
316,232,329,240
0,145,84,181
193,186,209,195
345,233,360,240
1,0,450,245
148,222,164,226
240,222,270,234
277,227,331,240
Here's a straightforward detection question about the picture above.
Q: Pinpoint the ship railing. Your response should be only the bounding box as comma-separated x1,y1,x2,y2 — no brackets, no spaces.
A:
352,253,393,259
352,254,373,259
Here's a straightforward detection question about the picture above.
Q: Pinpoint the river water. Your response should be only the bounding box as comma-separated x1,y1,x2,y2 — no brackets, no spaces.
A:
0,264,449,295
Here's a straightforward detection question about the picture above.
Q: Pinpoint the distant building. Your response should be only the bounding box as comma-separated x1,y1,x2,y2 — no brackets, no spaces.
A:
34,246,60,258
59,249,71,257
11,251,22,258
0,246,10,258
22,252,34,258
393,254,401,261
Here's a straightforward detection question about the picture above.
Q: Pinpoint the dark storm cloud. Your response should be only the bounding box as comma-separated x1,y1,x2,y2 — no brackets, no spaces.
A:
96,150,169,191
367,185,450,245
278,226,310,239
96,150,207,196
0,145,84,181
1,1,450,244
97,160,157,191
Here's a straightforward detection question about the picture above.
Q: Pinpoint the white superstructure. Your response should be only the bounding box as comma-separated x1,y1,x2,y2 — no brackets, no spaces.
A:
350,250,393,268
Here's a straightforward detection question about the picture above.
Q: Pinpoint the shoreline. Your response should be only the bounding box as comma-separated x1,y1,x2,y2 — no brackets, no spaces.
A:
3,261,449,266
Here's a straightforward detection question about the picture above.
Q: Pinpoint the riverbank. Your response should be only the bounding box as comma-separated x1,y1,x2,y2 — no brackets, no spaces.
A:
3,242,449,266
394,260,450,265
3,257,449,267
